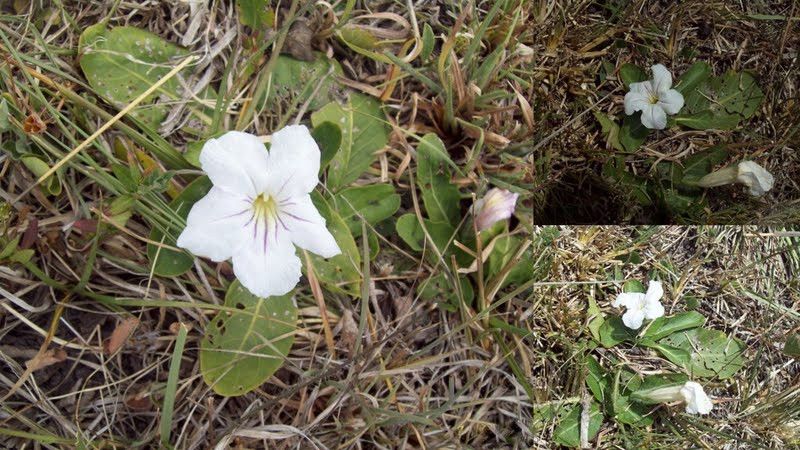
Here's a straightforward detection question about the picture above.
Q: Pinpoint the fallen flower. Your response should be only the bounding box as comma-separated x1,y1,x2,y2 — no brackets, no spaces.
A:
624,64,684,130
612,280,665,329
472,187,519,231
177,126,341,298
696,160,774,197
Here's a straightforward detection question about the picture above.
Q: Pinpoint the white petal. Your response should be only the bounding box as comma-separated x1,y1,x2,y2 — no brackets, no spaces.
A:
658,89,684,115
231,228,302,298
651,64,673,93
199,131,270,196
279,195,341,258
737,161,774,197
645,281,664,302
640,104,667,130
613,292,645,309
622,309,645,329
176,187,251,262
680,381,713,415
624,82,653,115
264,125,322,199
643,298,665,320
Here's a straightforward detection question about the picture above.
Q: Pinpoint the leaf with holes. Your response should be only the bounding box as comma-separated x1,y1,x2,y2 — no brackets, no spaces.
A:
676,70,763,130
262,54,343,112
416,133,460,226
311,93,389,191
200,280,297,396
658,327,746,379
147,176,212,277
78,24,214,130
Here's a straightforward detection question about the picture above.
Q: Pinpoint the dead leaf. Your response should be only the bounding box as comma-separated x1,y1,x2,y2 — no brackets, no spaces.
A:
23,114,46,134
339,309,358,356
24,348,66,371
20,217,38,249
104,317,139,354
125,391,153,411
283,18,315,61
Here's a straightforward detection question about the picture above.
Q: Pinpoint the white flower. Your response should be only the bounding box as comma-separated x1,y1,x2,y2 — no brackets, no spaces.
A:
680,381,713,415
624,64,685,130
736,161,774,197
696,160,775,197
176,126,341,298
472,187,519,231
612,280,665,329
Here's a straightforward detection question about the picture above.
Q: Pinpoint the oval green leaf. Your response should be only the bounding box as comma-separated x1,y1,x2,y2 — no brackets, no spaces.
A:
200,280,297,396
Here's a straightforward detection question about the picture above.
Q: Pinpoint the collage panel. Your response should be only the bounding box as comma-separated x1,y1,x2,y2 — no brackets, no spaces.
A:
528,2,799,225
526,226,799,447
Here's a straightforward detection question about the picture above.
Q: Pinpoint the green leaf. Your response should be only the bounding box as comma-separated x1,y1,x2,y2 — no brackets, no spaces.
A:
394,212,455,259
784,334,800,358
419,272,474,311
642,341,692,368
311,93,389,191
338,26,378,51
263,55,343,112
78,24,214,129
599,316,636,348
236,0,271,29
619,63,647,89
593,111,623,151
622,279,645,293
679,70,764,130
658,327,746,379
200,280,297,396
0,235,20,260
643,311,706,341
486,234,533,288
20,156,61,195
585,355,609,403
147,176,213,277
332,184,401,236
0,98,9,131
421,23,435,60
416,133,460,226
307,192,362,297
619,113,649,152
674,62,711,95
553,402,603,448
311,121,342,172
679,145,729,185
396,213,425,252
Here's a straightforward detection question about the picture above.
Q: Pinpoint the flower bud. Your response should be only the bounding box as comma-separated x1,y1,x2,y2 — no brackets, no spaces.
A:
472,188,519,231
631,381,713,415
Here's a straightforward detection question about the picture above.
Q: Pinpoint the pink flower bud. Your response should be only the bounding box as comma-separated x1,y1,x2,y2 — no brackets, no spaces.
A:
473,188,519,231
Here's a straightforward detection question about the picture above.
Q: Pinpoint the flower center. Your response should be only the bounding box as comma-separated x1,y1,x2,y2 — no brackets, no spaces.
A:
252,193,279,224
648,93,660,104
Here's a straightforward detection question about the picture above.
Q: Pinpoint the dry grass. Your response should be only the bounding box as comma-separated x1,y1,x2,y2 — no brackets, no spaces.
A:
0,1,798,449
